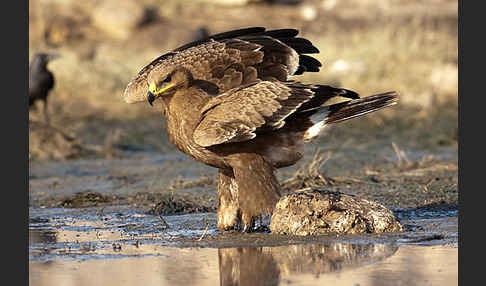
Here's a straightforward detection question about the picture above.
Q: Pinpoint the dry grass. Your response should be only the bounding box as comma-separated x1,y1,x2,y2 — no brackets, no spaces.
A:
165,176,217,191
144,192,217,215
391,142,411,168
280,149,335,192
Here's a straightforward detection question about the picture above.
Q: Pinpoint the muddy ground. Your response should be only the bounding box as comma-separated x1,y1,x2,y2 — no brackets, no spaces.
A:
29,125,458,244
29,126,458,216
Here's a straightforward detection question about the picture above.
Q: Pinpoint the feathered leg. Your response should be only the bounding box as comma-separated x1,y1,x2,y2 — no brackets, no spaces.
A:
217,154,281,232
230,154,281,232
217,169,241,231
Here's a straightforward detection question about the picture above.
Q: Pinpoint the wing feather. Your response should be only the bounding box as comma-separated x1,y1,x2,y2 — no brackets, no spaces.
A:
123,27,322,104
193,81,315,147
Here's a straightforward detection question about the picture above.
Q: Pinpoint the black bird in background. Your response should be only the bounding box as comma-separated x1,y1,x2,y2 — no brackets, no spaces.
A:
29,53,60,124
190,26,211,42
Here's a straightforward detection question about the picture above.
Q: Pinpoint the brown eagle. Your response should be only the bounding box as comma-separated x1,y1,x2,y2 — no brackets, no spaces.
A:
123,27,397,232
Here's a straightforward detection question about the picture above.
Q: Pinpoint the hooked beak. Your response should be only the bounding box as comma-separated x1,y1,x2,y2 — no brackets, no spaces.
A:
147,91,156,106
146,83,175,106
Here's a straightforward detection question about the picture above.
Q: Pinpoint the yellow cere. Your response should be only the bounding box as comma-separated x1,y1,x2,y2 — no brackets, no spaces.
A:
149,82,174,95
149,82,157,94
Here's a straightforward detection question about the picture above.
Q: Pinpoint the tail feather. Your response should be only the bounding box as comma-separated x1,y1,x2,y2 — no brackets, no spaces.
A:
324,91,398,124
302,91,398,141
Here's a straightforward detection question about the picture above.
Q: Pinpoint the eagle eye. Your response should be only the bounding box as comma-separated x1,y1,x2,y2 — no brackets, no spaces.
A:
163,75,172,83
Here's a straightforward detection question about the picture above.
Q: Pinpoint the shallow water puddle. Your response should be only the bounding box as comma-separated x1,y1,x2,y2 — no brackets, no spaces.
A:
29,243,457,286
29,206,218,260
29,206,457,285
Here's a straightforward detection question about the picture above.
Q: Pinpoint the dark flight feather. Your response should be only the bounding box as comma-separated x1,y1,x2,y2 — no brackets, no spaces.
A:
324,92,398,124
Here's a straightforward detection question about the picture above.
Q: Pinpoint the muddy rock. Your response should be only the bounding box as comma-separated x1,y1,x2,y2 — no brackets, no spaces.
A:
270,188,403,235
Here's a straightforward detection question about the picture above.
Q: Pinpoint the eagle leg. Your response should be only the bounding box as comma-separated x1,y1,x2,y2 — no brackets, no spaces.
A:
217,169,241,231
230,154,281,232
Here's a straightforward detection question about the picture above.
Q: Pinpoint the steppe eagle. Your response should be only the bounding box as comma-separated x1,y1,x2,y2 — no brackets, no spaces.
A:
123,27,397,232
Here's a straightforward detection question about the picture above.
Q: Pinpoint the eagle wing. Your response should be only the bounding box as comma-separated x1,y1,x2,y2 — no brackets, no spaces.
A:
193,80,316,147
123,27,322,103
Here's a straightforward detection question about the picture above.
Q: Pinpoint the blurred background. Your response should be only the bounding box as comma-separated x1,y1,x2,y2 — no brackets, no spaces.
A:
28,0,458,161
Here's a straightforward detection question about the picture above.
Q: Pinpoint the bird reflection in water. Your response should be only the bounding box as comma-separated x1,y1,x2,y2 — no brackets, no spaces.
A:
217,243,399,286
219,247,280,286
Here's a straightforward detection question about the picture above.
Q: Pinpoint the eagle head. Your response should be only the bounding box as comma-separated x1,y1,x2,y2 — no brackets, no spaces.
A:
146,67,194,106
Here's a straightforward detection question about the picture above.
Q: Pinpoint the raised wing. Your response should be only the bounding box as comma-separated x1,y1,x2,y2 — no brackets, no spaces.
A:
123,27,322,104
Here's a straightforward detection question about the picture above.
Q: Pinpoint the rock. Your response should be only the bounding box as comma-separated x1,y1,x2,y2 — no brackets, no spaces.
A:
300,5,318,21
91,0,148,40
29,122,86,160
43,16,85,47
429,63,458,95
270,188,403,235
